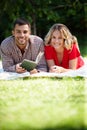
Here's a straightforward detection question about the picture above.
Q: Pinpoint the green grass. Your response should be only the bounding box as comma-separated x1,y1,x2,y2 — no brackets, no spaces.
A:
0,77,87,130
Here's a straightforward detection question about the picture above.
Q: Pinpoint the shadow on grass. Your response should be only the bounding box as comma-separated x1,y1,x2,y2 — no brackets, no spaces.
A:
42,126,85,130
15,125,85,130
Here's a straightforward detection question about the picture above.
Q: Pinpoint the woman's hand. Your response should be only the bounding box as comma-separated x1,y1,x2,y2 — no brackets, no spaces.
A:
50,65,65,73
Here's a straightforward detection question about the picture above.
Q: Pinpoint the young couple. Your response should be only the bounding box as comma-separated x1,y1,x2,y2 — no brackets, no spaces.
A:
0,18,84,74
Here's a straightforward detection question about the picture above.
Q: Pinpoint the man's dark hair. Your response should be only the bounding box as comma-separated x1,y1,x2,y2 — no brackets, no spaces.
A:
13,18,31,28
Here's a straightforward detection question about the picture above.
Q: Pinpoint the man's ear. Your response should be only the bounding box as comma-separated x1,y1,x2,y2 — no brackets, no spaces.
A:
12,30,14,36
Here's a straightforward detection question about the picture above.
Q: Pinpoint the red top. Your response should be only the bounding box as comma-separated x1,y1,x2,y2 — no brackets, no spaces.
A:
45,44,84,69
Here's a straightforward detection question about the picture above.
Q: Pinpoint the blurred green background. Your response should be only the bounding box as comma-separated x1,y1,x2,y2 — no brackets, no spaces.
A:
0,0,87,51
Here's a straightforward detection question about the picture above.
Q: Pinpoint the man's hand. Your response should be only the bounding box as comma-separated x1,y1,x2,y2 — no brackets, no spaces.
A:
16,63,27,73
30,69,38,74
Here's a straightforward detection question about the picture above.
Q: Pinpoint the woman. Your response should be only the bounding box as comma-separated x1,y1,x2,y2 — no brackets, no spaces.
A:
44,23,84,73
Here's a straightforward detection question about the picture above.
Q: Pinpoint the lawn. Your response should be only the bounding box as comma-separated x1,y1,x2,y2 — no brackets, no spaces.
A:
0,77,87,130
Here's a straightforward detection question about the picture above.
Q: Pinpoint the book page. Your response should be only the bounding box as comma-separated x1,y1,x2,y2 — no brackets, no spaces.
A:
35,51,44,64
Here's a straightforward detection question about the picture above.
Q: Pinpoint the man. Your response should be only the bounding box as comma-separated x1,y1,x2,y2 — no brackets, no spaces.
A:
0,18,47,73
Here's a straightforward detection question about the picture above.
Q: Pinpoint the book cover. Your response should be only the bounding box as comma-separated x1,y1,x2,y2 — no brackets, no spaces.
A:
20,51,44,71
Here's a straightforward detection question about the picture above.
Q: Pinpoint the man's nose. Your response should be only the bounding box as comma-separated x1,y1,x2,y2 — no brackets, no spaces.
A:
20,32,24,36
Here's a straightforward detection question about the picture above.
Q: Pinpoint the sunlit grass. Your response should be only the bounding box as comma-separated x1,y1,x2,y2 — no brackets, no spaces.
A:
0,77,86,130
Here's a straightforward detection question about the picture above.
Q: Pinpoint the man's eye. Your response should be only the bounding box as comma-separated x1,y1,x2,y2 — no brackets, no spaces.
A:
24,31,28,34
17,31,20,33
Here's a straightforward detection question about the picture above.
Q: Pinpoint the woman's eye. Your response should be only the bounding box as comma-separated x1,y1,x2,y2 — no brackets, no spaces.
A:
52,36,56,39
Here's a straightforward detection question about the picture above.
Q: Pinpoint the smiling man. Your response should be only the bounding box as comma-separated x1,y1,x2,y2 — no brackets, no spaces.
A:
0,18,47,73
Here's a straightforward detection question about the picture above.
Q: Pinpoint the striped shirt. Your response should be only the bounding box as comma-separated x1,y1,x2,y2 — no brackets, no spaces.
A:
1,35,47,72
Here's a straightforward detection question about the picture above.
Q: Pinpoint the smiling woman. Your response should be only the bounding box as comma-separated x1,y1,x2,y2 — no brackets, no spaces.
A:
44,23,84,73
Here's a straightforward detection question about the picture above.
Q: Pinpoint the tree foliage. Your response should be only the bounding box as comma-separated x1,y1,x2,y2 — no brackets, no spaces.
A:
0,0,87,42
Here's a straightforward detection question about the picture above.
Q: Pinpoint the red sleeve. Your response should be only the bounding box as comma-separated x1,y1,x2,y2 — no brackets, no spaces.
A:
69,44,80,60
45,46,54,59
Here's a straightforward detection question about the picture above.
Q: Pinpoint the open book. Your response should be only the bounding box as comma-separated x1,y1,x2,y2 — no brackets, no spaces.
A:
20,51,44,71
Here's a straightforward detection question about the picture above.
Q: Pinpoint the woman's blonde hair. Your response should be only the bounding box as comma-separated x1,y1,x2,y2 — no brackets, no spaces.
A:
44,23,78,50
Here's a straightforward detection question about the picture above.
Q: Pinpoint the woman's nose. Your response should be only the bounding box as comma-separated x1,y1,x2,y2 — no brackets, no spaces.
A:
55,39,59,42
